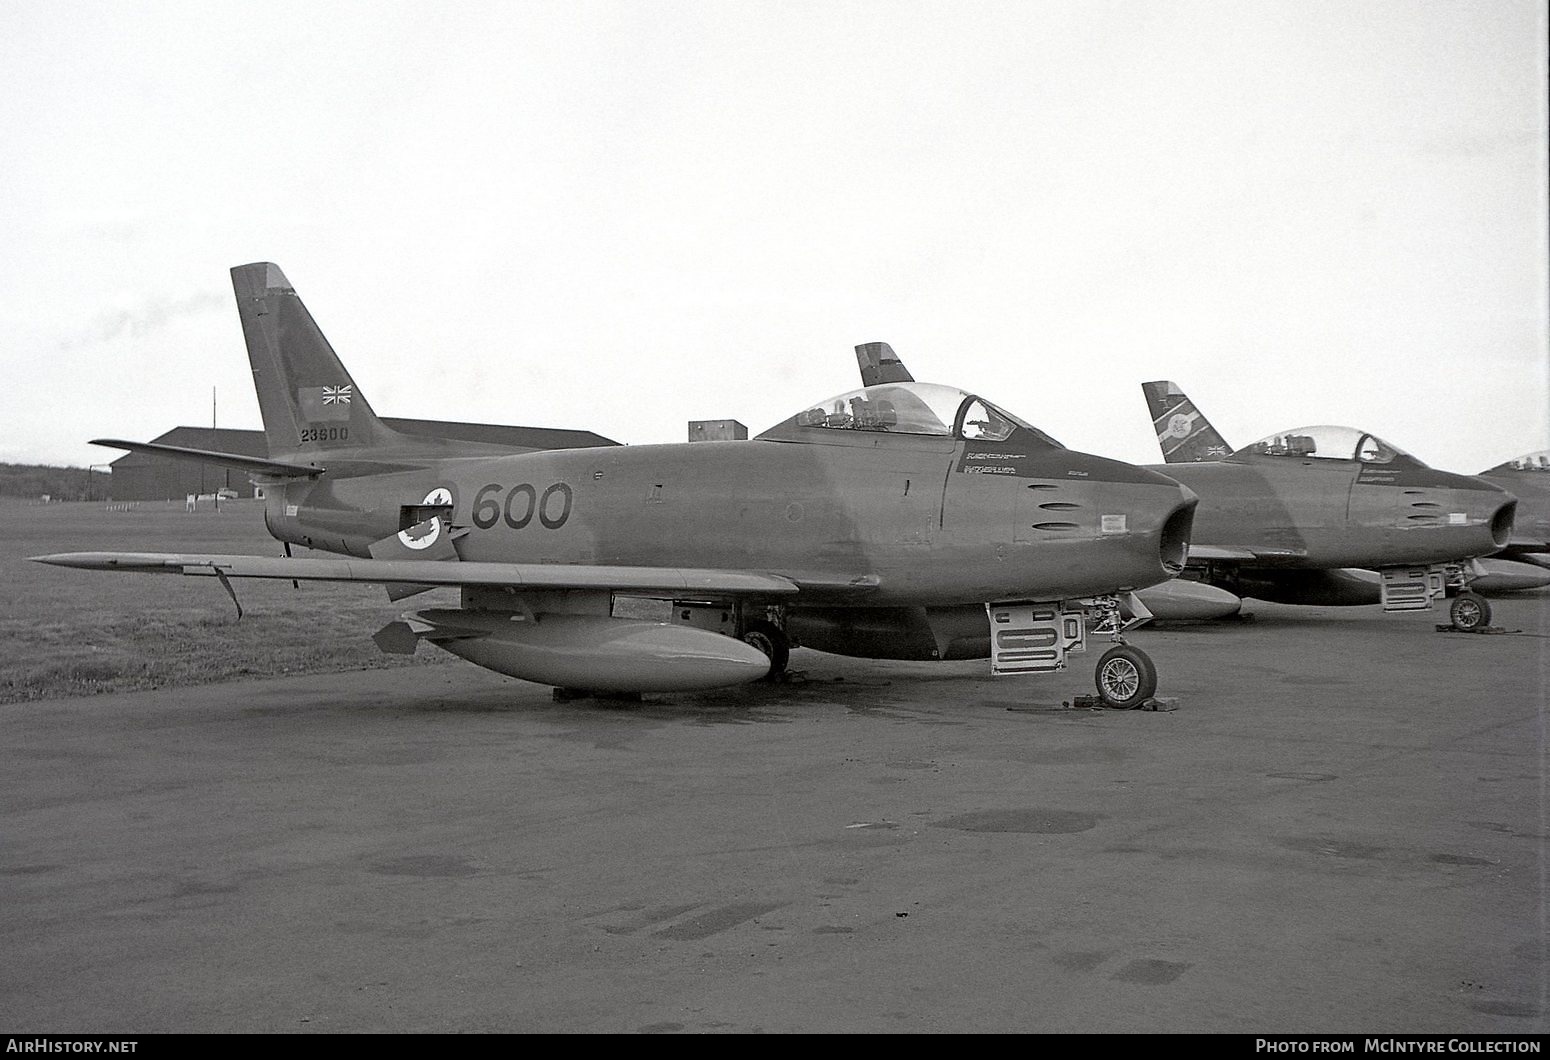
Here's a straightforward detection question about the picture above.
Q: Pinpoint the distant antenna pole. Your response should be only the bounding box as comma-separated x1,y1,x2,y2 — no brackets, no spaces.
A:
212,386,218,513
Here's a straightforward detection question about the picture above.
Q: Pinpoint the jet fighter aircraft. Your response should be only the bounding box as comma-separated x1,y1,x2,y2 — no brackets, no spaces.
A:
33,263,1199,707
1139,381,1532,628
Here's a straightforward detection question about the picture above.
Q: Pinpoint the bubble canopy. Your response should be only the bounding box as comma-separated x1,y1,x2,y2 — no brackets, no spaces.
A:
1233,425,1416,465
775,382,1063,446
1488,450,1550,473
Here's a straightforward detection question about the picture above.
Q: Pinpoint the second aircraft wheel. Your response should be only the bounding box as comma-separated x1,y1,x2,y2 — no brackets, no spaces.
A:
1094,644,1158,709
740,620,790,680
1449,591,1490,632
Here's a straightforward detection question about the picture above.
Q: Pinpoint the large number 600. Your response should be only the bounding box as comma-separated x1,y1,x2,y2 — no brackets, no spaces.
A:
471,482,573,530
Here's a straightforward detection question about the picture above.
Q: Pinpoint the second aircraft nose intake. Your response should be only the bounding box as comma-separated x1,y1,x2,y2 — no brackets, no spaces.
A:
1159,488,1199,575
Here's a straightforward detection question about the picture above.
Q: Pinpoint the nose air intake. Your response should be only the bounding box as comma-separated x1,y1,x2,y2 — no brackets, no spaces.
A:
1159,492,1198,576
1491,500,1516,550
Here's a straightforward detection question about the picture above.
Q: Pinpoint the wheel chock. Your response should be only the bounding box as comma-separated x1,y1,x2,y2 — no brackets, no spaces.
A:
552,687,644,703
1060,694,1179,711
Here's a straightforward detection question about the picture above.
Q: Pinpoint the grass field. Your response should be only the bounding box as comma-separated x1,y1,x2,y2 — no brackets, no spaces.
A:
0,498,453,703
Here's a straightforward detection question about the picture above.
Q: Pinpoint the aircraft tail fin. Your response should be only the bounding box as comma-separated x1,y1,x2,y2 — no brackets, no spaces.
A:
1141,380,1234,463
231,262,407,458
856,341,915,387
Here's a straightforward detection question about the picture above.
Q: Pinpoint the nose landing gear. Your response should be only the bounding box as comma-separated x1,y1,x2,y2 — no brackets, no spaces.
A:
987,593,1162,709
1447,591,1491,633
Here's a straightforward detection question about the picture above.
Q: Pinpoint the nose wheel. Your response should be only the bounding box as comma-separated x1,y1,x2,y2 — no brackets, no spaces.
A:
1448,591,1491,632
1094,643,1157,709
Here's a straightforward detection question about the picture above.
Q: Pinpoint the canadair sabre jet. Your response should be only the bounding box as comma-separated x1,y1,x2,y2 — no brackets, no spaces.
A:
1140,381,1531,629
33,263,1200,707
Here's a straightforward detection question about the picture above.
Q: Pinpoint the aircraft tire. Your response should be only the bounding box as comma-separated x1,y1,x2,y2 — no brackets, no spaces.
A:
740,620,790,680
1448,592,1491,632
1094,644,1157,709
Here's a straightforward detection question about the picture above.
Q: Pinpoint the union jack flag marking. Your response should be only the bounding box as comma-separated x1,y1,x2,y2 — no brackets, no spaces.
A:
322,385,352,405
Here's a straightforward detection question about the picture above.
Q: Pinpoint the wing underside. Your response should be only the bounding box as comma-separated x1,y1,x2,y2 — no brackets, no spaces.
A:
1186,544,1307,564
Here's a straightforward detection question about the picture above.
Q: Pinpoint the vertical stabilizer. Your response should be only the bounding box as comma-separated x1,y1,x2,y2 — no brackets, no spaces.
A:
1141,380,1234,463
856,341,915,387
231,262,404,457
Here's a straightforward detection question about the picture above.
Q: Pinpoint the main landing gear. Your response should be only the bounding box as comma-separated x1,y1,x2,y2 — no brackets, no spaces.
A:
663,602,791,681
987,594,1159,709
739,618,790,680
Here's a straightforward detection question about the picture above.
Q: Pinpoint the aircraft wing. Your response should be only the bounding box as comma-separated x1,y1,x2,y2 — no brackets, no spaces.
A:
30,552,802,596
92,439,323,478
1186,544,1308,564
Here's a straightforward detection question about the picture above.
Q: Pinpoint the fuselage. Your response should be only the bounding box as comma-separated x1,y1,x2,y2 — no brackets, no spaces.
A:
265,432,1196,608
1152,452,1514,568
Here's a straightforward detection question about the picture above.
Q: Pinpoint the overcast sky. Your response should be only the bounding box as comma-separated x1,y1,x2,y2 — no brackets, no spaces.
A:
2,0,1545,474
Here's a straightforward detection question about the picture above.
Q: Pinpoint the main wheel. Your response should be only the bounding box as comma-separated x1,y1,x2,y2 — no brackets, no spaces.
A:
1449,591,1490,632
1094,644,1157,709
740,620,790,680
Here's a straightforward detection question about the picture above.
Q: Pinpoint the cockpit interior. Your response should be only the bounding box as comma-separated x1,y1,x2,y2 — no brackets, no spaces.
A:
1487,450,1550,473
1234,425,1411,465
772,382,1063,447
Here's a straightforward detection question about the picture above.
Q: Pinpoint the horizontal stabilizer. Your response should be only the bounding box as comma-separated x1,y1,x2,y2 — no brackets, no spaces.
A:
30,552,802,597
91,439,323,478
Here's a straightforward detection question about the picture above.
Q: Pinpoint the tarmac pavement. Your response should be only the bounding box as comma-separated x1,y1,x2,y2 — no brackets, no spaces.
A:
2,594,1546,1033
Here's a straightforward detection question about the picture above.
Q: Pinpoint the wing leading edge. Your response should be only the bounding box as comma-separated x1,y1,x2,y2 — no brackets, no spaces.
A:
30,552,802,596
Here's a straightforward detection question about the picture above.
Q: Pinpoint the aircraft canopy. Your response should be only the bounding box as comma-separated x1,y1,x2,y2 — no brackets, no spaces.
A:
1484,450,1550,473
1234,425,1416,465
775,382,1063,446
